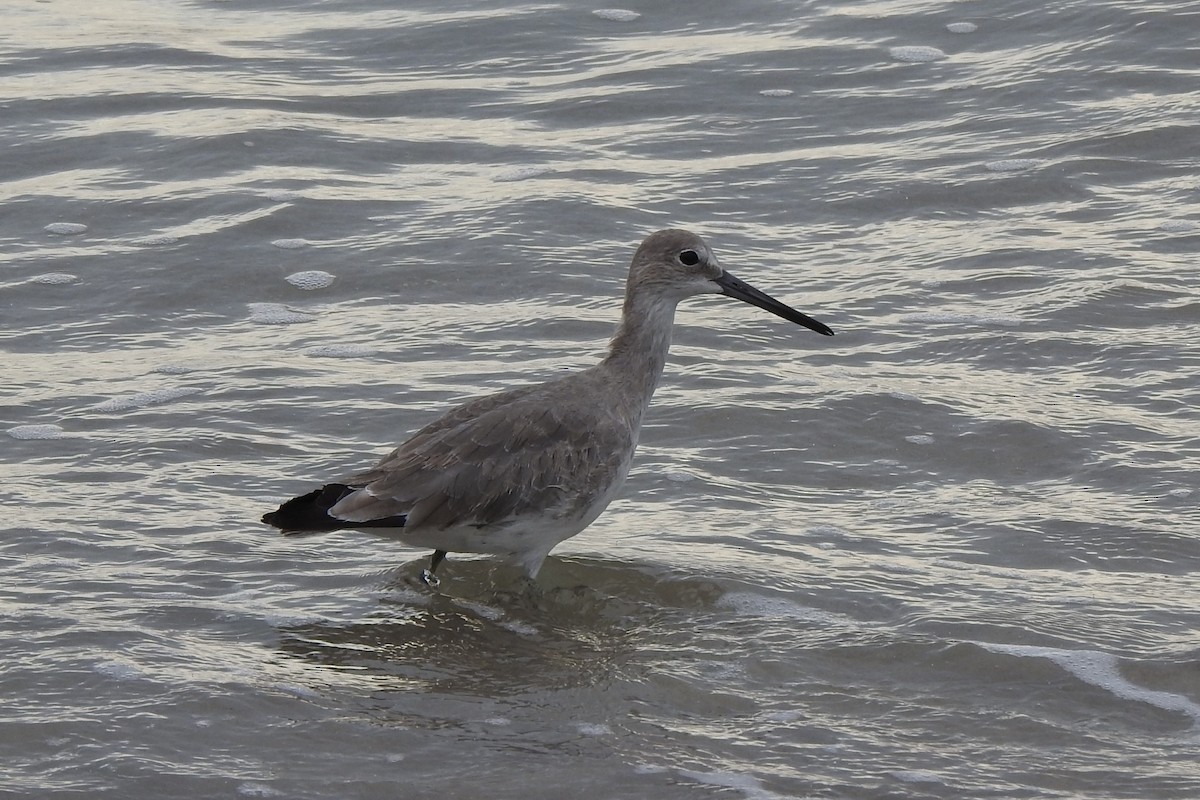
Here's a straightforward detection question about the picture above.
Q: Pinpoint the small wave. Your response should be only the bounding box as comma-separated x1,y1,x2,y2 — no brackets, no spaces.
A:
979,642,1200,724
902,311,1023,327
678,769,782,800
718,591,855,627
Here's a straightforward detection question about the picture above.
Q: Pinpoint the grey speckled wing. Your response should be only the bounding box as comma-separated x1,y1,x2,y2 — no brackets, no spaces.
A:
330,372,637,531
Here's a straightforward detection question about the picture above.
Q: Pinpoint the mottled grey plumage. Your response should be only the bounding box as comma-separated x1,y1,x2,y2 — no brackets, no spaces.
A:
262,229,833,583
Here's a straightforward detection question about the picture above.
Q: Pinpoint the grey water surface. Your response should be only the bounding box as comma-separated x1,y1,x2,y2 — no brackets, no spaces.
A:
3,1,1198,798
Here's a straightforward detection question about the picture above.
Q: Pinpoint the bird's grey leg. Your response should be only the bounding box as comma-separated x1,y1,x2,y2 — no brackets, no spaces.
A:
420,549,447,588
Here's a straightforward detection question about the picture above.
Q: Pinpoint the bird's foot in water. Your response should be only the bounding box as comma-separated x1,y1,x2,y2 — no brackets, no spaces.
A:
419,568,441,588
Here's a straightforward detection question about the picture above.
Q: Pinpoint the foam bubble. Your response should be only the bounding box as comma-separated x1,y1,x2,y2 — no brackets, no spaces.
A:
236,783,285,798
575,722,612,736
1167,487,1192,498
29,273,78,285
93,387,200,412
152,364,193,375
663,470,694,482
265,190,303,202
1157,220,1199,233
889,45,946,62
494,166,553,182
985,158,1043,172
285,270,336,290
271,238,309,249
7,424,69,440
758,89,794,97
593,8,640,21
248,303,316,324
946,22,978,33
905,434,935,445
979,642,1200,723
303,344,375,358
44,222,88,235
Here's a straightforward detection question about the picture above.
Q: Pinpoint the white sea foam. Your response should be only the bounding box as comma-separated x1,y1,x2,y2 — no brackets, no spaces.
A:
946,22,978,33
248,303,316,324
29,272,79,285
494,165,553,182
152,364,193,375
575,722,613,736
44,222,88,235
979,642,1200,724
758,89,794,98
303,344,375,358
270,238,309,249
985,158,1043,172
94,659,147,681
905,434,935,445
889,46,946,62
500,620,539,636
130,233,179,246
1157,220,1199,232
285,270,336,290
93,387,200,412
593,8,640,22
7,424,69,440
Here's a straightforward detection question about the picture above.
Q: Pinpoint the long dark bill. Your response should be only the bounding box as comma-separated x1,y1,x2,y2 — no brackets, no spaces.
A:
714,271,834,336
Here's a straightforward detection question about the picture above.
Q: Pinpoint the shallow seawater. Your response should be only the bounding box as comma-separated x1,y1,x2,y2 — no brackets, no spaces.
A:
3,1,1199,798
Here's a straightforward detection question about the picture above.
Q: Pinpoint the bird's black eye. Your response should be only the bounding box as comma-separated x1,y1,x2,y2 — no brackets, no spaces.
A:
678,249,700,266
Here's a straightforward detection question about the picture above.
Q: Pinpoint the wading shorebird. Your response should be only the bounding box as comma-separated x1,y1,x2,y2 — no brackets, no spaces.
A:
263,229,833,586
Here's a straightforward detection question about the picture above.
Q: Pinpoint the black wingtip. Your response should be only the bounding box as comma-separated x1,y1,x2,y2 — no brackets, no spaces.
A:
262,484,357,533
262,483,407,533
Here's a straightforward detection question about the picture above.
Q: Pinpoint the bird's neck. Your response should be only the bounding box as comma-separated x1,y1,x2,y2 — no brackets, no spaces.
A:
601,292,679,417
